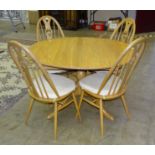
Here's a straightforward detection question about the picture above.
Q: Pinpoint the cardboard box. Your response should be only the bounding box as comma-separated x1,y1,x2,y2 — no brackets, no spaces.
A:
108,18,121,31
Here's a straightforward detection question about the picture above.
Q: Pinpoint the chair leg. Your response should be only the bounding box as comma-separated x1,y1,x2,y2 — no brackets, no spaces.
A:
25,98,34,125
54,102,58,140
120,95,131,120
75,90,84,119
99,99,104,136
78,90,84,110
102,104,114,121
72,93,81,121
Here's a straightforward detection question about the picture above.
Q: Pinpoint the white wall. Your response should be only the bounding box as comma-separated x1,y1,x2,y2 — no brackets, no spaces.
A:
88,10,136,23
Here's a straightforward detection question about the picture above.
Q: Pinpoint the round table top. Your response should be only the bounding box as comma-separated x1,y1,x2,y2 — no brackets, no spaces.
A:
30,37,129,70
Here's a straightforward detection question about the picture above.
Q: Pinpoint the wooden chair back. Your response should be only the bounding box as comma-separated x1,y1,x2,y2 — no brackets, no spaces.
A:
110,18,136,43
36,15,65,41
8,41,60,100
97,37,146,97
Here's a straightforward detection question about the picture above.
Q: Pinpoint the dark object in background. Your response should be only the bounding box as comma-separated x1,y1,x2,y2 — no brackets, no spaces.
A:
39,10,88,30
136,10,155,33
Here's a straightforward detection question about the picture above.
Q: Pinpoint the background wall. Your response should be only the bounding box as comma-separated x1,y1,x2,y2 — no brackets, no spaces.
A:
0,10,137,25
87,10,136,23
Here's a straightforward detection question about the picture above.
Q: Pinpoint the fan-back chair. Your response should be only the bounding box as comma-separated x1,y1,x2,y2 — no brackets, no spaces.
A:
36,15,65,41
36,15,65,74
8,40,81,140
110,17,136,43
78,37,146,136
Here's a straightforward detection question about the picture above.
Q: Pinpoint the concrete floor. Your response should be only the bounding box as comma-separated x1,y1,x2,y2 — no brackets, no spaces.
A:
0,20,155,144
0,20,109,44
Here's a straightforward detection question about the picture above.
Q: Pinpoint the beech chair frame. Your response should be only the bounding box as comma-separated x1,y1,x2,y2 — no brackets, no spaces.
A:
36,15,65,41
78,37,146,136
36,15,66,74
8,40,80,140
110,18,136,43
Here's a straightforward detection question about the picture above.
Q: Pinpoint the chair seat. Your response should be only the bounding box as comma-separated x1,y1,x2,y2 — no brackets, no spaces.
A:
47,69,66,74
33,74,76,99
79,71,122,96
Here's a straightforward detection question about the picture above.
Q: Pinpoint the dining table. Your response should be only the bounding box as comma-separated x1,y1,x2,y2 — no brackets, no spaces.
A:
30,37,130,80
29,37,131,119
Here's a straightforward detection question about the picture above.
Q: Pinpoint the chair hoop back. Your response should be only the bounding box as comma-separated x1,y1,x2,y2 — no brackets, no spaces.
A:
110,18,136,43
8,41,60,99
98,37,146,96
36,15,65,41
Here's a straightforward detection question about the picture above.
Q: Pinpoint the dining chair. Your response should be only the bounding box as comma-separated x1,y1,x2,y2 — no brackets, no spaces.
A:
36,15,66,74
78,37,146,136
97,18,136,75
36,15,65,41
110,18,136,43
8,40,81,140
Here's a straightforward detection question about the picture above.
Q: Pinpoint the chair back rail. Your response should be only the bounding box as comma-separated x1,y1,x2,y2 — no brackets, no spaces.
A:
36,15,65,41
97,37,146,96
8,41,60,99
110,18,136,43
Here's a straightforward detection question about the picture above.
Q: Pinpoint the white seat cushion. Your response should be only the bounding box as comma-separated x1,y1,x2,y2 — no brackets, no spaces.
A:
79,71,122,96
47,69,66,74
33,74,76,99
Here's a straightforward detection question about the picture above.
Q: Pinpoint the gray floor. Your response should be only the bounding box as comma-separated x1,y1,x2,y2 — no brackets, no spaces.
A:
0,20,109,44
0,20,155,144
